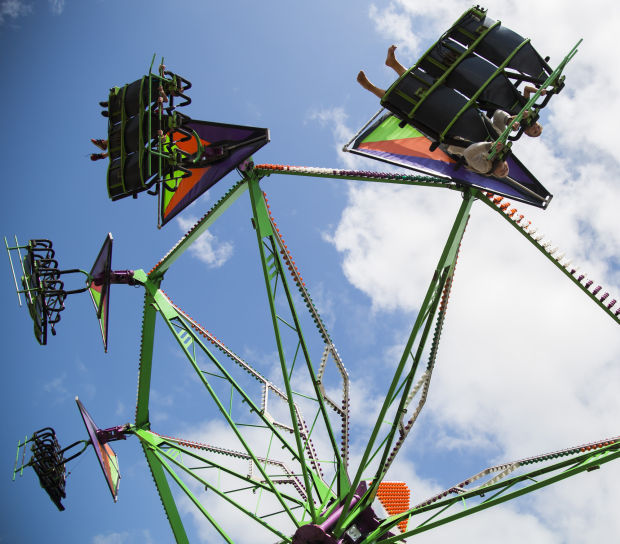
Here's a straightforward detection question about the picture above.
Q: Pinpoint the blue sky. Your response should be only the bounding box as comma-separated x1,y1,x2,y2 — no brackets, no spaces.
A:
1,1,619,543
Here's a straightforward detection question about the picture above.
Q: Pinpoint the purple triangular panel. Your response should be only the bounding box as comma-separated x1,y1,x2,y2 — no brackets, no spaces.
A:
160,120,269,225
75,398,120,501
348,112,552,208
89,234,113,352
359,145,549,205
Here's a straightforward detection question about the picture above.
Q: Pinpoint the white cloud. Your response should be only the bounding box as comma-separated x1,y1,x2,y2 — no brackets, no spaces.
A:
308,107,361,169
170,419,300,543
91,532,129,544
48,0,64,15
92,530,154,544
43,372,69,403
407,505,561,543
115,399,126,417
0,0,31,24
0,0,66,25
368,3,419,55
325,184,458,311
177,216,234,268
313,1,620,541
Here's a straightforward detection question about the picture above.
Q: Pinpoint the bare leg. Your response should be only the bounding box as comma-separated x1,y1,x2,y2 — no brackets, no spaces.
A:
385,45,406,77
357,71,385,99
91,138,108,151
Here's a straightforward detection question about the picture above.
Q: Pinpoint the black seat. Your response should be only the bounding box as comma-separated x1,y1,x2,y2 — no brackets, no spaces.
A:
382,67,491,145
29,428,67,511
449,12,550,82
123,77,160,117
107,151,169,200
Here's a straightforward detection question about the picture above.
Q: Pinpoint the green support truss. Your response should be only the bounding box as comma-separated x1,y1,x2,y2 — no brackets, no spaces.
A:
13,163,619,543
110,163,617,543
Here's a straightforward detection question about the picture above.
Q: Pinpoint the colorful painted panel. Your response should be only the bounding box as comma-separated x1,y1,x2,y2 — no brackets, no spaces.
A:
160,120,269,225
346,112,552,208
88,234,113,352
75,397,120,502
376,481,411,533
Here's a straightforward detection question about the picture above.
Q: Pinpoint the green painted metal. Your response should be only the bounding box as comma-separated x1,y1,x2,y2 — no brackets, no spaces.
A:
136,430,295,542
363,441,620,542
254,167,456,193
487,40,582,160
475,188,620,324
13,435,27,480
331,192,475,537
248,173,352,501
151,448,235,544
13,159,619,542
152,293,308,527
4,236,25,306
141,441,190,544
149,179,248,279
438,38,531,142
154,299,308,468
135,271,160,427
120,177,618,542
247,175,320,519
402,24,502,121
380,7,491,118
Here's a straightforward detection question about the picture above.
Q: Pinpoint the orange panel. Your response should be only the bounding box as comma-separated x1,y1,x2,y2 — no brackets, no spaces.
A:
376,481,411,533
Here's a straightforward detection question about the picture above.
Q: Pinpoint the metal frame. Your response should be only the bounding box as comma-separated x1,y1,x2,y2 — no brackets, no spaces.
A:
114,164,618,542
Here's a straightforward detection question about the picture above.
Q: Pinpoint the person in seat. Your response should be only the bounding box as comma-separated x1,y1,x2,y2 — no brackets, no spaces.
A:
420,38,546,138
357,45,511,177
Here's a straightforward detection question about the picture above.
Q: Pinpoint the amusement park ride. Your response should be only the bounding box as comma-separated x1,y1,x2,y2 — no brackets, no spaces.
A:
6,6,619,543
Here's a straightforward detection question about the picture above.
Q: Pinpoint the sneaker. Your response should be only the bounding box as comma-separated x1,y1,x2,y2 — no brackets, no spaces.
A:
91,138,108,151
99,101,109,107
90,153,106,161
101,110,109,118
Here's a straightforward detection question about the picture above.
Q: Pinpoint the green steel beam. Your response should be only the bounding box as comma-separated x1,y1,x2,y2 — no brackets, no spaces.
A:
135,270,160,426
138,430,307,508
150,448,235,544
487,40,582,161
396,16,502,122
332,192,475,536
149,179,248,280
437,38,530,143
137,431,294,542
364,442,620,542
247,175,321,520
252,181,349,496
153,295,304,527
141,441,190,544
155,294,306,465
474,189,620,325
365,268,449,481
254,167,456,193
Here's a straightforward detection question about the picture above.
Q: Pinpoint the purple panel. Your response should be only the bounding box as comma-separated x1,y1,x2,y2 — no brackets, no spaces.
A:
75,397,120,501
349,111,551,208
351,145,551,208
160,120,269,225
89,233,113,352
184,120,266,143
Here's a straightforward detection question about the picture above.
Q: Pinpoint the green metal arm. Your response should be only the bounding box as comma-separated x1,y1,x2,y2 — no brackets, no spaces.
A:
141,441,192,544
137,429,302,542
363,439,620,542
488,39,582,161
475,189,619,325
152,288,326,527
331,192,475,537
134,270,161,427
150,179,248,278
